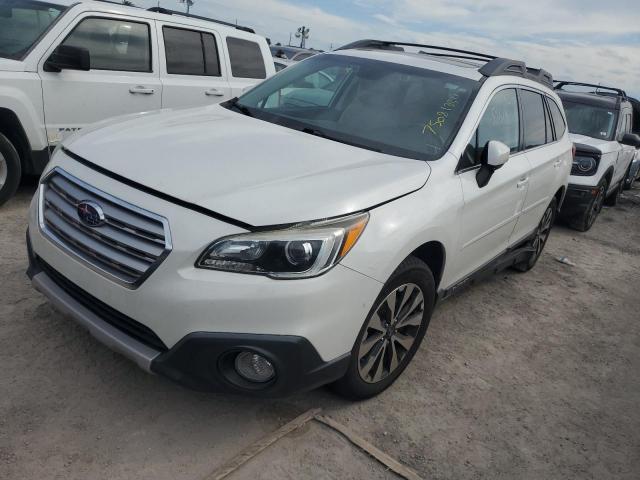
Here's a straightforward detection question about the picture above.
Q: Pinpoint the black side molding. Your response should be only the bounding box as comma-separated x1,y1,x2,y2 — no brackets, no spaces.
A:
61,147,256,232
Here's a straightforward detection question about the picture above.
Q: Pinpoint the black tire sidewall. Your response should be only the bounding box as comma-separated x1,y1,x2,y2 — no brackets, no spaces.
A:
331,257,436,399
0,133,22,206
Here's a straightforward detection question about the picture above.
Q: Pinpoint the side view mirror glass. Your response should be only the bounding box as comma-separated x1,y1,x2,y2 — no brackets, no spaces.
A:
476,140,510,188
44,45,90,73
620,133,640,148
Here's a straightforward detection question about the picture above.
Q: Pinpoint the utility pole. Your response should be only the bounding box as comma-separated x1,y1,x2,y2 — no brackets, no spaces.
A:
295,26,310,49
178,0,193,14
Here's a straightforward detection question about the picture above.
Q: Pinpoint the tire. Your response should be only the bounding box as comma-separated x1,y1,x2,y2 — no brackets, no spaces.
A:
0,132,21,207
567,178,607,232
513,198,557,272
604,181,622,207
331,256,435,399
623,165,633,190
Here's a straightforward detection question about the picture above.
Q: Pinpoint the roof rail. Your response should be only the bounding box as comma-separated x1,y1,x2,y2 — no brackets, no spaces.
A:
146,7,255,33
336,40,496,61
554,81,627,99
336,39,554,88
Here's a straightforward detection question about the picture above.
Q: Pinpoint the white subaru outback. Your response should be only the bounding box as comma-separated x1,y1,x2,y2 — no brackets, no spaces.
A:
27,40,572,398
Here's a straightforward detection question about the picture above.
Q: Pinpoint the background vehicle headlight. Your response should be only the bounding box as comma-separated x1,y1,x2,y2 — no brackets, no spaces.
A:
571,155,598,176
196,212,369,279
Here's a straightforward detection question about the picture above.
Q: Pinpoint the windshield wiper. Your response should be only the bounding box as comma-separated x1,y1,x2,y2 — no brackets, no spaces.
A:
226,97,254,117
301,127,382,153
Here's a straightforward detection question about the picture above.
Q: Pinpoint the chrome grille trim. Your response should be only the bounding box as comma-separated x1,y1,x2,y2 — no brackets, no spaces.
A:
38,167,172,289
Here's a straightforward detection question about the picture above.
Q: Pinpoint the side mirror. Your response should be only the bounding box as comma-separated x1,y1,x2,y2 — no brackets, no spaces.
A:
44,45,90,72
621,133,640,148
476,140,510,188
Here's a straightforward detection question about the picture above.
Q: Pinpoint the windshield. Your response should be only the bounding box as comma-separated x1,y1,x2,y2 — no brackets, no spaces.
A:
0,0,66,60
231,54,478,161
563,100,618,141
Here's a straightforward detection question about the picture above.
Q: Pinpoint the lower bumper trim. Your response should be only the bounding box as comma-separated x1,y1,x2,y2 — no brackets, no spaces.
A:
31,271,161,372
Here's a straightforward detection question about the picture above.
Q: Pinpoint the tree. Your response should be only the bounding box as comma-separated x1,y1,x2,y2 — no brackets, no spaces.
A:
295,26,310,49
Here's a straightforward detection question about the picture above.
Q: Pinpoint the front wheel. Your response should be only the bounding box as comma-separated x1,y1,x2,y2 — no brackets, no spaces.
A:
567,179,606,232
331,257,435,399
0,132,22,207
513,198,556,272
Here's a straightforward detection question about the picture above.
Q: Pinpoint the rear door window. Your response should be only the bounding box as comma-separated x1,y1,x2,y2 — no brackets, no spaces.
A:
62,17,151,72
520,89,546,149
226,37,266,79
547,99,566,138
163,26,220,76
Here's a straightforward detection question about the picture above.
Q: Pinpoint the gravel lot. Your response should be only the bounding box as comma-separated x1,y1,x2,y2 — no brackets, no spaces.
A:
1,179,639,480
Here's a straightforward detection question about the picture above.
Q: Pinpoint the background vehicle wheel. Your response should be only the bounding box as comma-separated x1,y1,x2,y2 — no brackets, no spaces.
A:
568,179,607,232
513,198,557,272
623,165,633,190
0,133,21,207
604,181,622,207
331,256,436,400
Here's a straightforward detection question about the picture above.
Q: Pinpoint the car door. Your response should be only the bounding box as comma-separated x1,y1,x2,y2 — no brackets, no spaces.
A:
158,23,232,109
455,88,531,280
618,109,635,181
509,89,563,244
39,14,161,146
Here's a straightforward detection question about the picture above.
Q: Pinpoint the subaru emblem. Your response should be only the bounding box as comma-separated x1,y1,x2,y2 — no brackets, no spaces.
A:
77,200,106,227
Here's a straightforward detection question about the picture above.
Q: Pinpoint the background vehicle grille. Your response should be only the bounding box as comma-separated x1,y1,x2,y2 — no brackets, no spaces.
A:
39,168,171,288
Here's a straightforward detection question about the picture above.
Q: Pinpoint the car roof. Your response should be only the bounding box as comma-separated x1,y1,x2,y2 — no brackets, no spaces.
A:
47,0,259,37
557,90,622,110
331,49,486,81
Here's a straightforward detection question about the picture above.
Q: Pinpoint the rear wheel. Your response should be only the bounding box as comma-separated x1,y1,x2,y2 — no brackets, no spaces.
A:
331,257,435,399
513,198,556,272
568,179,606,232
0,132,22,207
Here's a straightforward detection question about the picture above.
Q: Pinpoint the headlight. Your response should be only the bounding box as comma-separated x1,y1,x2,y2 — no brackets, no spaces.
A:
571,155,598,176
196,212,369,279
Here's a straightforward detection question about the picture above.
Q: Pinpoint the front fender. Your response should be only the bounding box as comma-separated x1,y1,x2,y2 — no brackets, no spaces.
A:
0,72,47,150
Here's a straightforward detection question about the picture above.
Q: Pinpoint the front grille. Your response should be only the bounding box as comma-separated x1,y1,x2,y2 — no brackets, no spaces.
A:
39,168,171,288
37,257,168,351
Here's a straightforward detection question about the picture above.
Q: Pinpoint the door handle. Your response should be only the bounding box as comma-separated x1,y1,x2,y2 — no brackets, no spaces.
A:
205,88,225,97
129,86,155,95
516,178,529,189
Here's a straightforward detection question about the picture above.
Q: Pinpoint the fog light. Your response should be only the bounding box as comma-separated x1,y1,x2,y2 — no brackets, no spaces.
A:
234,351,275,383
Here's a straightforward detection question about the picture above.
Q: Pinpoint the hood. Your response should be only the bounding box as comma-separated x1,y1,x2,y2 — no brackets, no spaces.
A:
64,105,430,227
0,58,25,72
569,133,620,155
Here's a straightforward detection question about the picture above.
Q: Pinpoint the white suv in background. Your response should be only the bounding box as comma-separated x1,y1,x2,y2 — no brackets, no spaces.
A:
27,40,572,398
555,82,640,231
0,0,275,205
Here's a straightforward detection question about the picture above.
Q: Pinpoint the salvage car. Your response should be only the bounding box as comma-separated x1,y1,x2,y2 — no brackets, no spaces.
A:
27,40,572,398
623,96,640,190
0,0,274,205
555,82,640,230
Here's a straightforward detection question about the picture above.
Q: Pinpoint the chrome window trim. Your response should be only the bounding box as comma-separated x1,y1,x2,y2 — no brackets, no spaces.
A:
38,167,173,289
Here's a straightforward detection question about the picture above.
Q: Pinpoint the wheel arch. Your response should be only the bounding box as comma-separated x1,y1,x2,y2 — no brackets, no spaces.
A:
0,108,31,171
409,241,446,290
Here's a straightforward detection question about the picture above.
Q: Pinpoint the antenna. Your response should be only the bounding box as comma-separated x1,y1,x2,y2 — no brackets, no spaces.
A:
295,26,310,49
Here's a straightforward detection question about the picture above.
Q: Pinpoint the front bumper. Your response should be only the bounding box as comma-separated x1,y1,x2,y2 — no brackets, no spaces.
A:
559,183,598,218
27,241,350,396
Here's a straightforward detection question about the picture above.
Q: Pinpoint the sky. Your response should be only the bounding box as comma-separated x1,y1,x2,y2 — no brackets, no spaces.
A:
136,0,639,98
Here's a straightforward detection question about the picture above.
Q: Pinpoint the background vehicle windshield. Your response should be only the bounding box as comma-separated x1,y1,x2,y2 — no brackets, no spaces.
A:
563,100,617,140
235,54,478,160
0,0,66,60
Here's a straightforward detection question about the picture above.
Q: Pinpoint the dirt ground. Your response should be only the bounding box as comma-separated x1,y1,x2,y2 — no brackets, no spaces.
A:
1,179,639,480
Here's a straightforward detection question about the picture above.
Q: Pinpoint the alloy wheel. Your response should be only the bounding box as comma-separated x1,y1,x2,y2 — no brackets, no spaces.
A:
532,206,553,259
0,151,7,190
357,283,424,384
587,185,605,228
